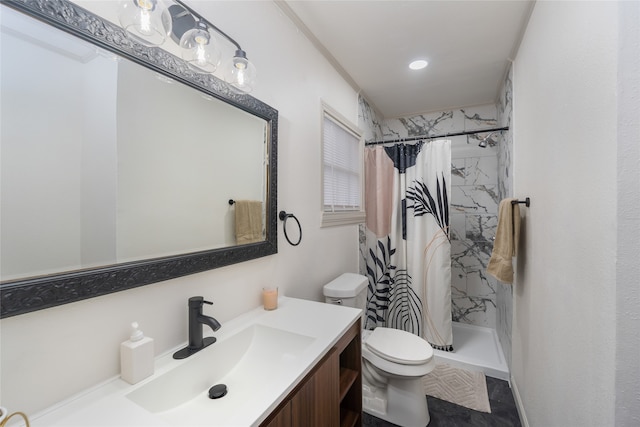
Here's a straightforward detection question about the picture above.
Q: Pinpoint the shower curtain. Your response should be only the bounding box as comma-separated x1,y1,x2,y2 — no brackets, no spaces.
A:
363,140,453,351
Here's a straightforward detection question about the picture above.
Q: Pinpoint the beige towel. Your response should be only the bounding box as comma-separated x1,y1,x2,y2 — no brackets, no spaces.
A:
234,200,263,244
486,198,520,284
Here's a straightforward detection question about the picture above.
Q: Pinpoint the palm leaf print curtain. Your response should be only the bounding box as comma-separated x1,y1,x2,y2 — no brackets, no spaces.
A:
364,140,453,351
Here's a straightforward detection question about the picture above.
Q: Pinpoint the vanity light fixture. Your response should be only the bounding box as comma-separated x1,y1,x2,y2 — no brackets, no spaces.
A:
118,0,256,93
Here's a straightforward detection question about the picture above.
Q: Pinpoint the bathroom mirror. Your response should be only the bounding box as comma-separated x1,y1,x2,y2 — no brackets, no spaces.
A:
0,0,278,318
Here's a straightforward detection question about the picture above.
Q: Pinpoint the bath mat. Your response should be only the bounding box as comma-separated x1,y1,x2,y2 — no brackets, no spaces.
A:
422,363,491,413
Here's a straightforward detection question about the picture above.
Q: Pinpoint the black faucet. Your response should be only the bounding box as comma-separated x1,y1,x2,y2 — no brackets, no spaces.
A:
173,296,222,359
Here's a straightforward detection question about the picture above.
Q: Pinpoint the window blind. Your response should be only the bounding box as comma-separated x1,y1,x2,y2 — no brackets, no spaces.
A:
323,115,361,212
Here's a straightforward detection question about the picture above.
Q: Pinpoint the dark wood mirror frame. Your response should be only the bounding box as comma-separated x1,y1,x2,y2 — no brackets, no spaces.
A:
0,0,278,318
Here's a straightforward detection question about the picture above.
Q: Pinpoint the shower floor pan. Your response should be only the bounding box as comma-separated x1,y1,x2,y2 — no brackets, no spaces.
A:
432,321,509,381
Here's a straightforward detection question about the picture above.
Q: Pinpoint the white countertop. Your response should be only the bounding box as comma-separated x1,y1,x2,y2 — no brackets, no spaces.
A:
31,297,361,427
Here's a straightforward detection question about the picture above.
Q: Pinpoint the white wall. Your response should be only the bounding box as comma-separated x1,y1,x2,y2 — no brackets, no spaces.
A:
615,2,640,425
0,0,360,415
512,2,620,425
496,65,514,368
80,56,119,268
1,7,118,277
116,59,266,258
1,27,86,279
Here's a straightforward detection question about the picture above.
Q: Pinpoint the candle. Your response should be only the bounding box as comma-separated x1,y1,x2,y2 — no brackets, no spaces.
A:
262,287,278,310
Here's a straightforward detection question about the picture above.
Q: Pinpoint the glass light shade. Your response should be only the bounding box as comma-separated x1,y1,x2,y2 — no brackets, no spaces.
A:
224,50,256,94
118,0,168,47
179,25,221,73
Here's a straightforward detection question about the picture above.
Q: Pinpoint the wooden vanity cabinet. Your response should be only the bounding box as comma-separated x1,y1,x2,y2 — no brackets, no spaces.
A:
261,319,362,427
336,320,362,427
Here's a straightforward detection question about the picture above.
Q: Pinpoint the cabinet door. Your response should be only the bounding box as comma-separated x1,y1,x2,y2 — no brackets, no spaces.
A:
262,401,291,427
291,349,340,427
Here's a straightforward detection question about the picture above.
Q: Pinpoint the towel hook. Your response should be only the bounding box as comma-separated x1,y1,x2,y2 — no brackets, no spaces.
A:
279,211,302,246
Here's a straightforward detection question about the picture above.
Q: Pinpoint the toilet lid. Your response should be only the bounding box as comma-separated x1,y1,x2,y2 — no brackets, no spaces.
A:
365,327,433,365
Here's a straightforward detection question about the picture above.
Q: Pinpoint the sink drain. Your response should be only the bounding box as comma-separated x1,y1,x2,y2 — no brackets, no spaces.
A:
208,384,228,399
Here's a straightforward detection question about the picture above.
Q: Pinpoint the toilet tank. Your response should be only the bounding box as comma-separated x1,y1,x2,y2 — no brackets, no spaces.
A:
323,273,368,311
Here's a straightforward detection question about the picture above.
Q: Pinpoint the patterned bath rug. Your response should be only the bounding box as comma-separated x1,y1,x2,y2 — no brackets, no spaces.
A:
422,363,491,413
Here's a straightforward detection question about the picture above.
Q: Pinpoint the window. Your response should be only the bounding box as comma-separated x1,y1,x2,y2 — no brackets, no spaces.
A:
321,102,366,227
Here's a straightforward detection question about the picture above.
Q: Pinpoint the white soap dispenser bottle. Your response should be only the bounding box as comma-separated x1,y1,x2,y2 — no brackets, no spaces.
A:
120,322,154,384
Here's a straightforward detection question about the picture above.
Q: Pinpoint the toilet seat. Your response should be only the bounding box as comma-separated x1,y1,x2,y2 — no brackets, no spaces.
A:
361,328,435,378
365,327,433,365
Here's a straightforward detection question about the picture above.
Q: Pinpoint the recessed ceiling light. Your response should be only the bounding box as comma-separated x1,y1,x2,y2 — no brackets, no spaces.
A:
409,59,428,70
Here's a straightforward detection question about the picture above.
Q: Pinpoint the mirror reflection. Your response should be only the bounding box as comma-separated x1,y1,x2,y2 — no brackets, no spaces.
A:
1,6,268,283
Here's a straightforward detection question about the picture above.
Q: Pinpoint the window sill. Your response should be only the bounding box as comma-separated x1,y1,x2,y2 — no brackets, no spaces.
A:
321,211,366,227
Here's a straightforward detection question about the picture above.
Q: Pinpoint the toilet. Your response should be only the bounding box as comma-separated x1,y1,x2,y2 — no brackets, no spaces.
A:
324,273,435,427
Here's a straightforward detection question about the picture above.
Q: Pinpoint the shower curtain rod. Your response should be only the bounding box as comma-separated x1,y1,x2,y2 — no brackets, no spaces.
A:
365,126,509,146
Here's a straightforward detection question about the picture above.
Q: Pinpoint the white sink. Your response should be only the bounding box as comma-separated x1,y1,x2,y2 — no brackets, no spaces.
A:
126,324,315,414
31,298,361,427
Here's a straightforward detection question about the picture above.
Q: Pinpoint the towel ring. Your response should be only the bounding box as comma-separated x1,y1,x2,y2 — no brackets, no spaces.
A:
279,211,302,246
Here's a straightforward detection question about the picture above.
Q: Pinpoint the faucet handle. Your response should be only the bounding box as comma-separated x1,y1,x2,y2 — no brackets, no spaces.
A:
188,296,213,307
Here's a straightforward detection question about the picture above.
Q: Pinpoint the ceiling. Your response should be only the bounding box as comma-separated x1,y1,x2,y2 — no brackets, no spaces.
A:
280,1,535,118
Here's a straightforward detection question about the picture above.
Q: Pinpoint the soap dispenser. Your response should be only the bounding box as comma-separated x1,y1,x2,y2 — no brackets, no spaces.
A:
120,322,154,384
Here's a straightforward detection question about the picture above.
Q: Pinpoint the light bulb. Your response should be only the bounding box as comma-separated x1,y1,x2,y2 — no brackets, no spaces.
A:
194,36,209,65
118,0,169,47
139,9,151,34
235,59,247,87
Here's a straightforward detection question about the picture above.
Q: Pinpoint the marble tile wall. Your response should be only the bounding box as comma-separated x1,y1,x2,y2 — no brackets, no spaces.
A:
449,141,499,328
358,94,384,142
357,97,502,329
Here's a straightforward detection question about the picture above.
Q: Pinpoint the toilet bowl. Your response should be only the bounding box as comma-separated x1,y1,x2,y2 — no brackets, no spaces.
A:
324,273,435,427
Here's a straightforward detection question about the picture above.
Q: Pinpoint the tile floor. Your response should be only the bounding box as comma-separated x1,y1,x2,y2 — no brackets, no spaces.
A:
362,377,522,427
